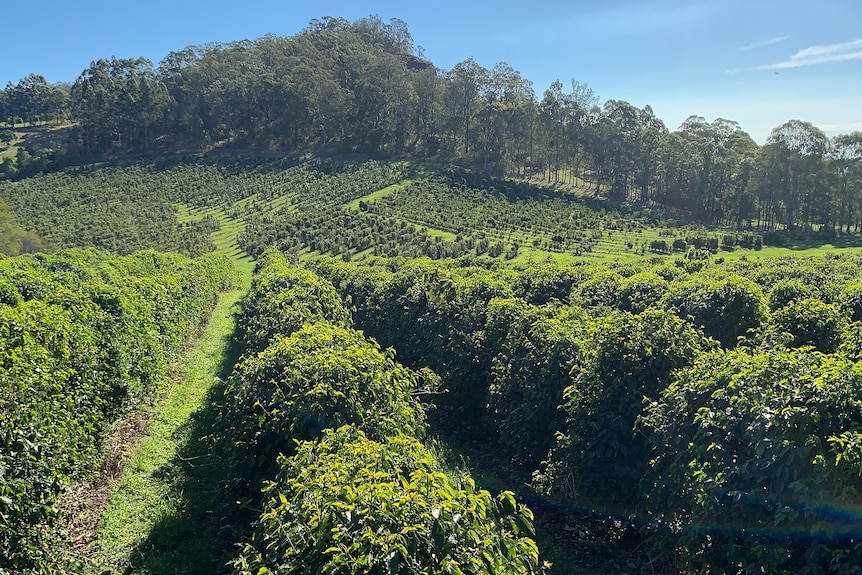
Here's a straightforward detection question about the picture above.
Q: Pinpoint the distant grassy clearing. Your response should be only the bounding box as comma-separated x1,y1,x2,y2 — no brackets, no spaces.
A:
347,179,414,209
422,227,459,241
0,139,17,160
173,207,253,289
717,244,862,261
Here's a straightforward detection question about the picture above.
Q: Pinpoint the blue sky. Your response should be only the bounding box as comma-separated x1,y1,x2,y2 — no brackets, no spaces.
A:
4,0,861,143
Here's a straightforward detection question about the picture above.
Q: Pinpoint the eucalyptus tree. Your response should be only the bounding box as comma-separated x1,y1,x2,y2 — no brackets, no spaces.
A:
584,103,615,194
598,99,643,200
2,74,69,126
72,57,170,151
196,41,265,144
7,75,47,125
762,120,828,232
473,62,534,174
533,80,596,185
412,66,445,155
158,46,210,142
727,147,759,229
537,80,568,183
676,116,713,218
675,116,758,224
565,81,599,183
0,86,10,125
42,81,71,125
336,21,418,153
655,130,699,211
444,58,489,156
351,15,415,54
830,132,862,233
631,105,667,204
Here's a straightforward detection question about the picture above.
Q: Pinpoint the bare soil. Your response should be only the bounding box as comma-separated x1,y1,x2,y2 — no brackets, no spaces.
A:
56,408,153,556
11,124,75,151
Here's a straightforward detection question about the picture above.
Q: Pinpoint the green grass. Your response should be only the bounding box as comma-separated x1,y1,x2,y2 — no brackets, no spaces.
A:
175,202,255,283
85,278,249,574
429,229,459,241
506,238,862,266
718,244,862,261
346,179,414,209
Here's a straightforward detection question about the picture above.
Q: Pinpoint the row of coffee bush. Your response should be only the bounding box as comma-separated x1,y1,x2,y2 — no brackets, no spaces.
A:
308,252,862,573
0,248,234,572
219,250,546,574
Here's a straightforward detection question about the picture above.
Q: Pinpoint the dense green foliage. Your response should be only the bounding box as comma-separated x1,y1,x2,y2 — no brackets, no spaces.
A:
234,160,415,258
485,301,584,466
767,277,817,311
642,348,862,573
234,427,543,575
4,157,751,265
0,198,42,256
236,249,352,354
217,250,545,574
6,169,860,571
0,249,234,572
221,322,426,480
0,157,437,259
661,273,768,348
0,159,248,256
310,251,862,573
0,74,69,127
542,309,708,514
770,298,845,353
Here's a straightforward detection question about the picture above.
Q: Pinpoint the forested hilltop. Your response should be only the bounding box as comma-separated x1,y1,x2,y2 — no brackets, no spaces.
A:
2,15,862,236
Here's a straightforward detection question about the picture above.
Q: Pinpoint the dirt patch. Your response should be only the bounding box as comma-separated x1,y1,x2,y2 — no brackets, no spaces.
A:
13,124,75,151
56,408,153,556
54,354,202,565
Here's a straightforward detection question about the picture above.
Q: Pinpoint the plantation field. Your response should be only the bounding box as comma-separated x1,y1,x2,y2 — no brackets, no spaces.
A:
308,249,862,574
0,157,791,265
4,10,862,571
7,155,862,574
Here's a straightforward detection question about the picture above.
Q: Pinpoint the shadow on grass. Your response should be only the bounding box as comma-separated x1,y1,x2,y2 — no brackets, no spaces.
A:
780,235,862,250
121,318,256,575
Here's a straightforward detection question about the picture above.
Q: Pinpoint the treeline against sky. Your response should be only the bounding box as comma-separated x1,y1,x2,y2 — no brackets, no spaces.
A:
2,15,862,236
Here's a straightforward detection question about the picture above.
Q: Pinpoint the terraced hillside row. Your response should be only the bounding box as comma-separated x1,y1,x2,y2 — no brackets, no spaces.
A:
1,157,762,264
356,167,763,258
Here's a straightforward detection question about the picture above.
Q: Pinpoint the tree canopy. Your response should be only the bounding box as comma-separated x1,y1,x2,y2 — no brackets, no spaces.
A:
2,15,861,237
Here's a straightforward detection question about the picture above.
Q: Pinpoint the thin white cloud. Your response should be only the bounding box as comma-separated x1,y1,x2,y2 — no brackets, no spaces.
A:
820,121,862,135
754,38,862,70
740,36,787,51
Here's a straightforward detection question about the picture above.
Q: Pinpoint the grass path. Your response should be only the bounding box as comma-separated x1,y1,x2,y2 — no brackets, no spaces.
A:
175,202,257,268
345,179,414,209
83,278,249,574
